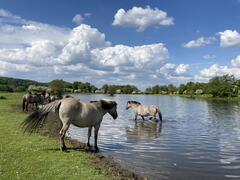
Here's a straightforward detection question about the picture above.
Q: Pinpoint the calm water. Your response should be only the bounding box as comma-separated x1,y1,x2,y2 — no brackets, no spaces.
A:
68,94,240,180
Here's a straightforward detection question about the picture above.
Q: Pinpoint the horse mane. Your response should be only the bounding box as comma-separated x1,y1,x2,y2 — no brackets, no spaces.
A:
128,101,141,105
90,100,98,103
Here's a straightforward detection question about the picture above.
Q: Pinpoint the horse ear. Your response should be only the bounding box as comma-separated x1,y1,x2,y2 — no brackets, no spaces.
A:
100,100,116,110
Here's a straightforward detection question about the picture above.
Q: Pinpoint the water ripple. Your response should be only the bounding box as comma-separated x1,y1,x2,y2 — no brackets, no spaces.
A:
68,94,240,180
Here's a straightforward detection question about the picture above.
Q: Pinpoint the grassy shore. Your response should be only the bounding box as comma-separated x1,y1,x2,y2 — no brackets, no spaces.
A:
0,92,142,180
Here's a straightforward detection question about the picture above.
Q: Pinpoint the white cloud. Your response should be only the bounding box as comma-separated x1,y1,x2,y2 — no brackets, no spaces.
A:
0,9,192,87
231,55,240,67
203,54,216,60
72,14,84,25
112,6,174,31
159,63,191,81
200,63,240,79
219,30,240,48
182,37,216,48
175,64,189,75
58,24,111,65
92,43,168,68
84,13,92,17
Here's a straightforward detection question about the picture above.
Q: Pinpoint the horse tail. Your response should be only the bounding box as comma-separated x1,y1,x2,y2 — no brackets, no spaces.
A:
22,97,26,111
157,108,162,122
21,100,62,133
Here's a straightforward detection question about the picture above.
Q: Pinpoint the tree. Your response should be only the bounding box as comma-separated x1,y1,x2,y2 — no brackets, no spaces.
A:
207,75,237,97
50,80,64,96
108,86,116,96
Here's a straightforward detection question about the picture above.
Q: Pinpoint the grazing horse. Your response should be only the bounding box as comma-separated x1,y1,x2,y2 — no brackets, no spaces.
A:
126,101,162,122
22,98,118,152
22,93,44,111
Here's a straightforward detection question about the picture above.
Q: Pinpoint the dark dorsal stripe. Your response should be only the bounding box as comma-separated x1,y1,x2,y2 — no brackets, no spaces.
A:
127,100,141,105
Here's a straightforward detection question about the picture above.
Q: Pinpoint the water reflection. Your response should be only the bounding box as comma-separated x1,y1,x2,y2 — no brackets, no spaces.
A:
68,94,240,180
126,121,162,139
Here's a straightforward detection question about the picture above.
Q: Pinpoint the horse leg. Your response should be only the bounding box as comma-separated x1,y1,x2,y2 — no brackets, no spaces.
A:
59,122,70,151
141,116,145,121
26,102,29,112
134,114,138,121
87,126,92,147
22,99,25,111
94,124,100,153
153,113,157,121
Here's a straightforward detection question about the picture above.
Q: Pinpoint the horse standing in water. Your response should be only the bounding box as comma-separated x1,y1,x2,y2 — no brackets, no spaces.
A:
22,92,44,111
22,98,118,152
126,101,162,122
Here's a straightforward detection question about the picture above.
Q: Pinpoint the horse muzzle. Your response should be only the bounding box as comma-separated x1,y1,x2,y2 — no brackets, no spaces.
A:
112,114,118,120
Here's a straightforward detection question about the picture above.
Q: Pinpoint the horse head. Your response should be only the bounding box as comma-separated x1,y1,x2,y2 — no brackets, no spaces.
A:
126,100,141,110
100,100,118,119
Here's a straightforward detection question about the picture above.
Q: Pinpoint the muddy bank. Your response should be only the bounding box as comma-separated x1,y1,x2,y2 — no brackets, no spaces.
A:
15,104,146,180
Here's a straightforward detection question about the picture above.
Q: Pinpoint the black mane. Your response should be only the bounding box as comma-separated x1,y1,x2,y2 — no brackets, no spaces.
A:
127,100,141,105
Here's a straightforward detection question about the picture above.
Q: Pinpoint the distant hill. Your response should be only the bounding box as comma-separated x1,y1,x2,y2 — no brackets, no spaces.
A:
0,76,48,92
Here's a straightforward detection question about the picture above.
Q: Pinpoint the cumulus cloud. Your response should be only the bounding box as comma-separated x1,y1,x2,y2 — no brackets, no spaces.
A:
92,43,168,68
200,56,240,79
112,6,174,31
219,30,240,48
182,37,216,48
175,64,189,75
231,55,240,67
72,14,84,25
159,63,190,80
0,9,192,88
58,24,111,64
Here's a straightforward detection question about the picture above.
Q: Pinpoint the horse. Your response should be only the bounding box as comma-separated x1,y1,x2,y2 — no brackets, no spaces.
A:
22,98,118,152
126,101,162,122
49,95,63,102
22,92,44,112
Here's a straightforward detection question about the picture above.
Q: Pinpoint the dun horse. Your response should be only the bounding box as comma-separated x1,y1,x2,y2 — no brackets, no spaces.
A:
126,101,162,122
22,92,44,111
22,98,118,152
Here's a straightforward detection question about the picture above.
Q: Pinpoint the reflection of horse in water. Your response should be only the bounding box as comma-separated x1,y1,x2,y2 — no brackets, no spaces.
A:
126,121,162,139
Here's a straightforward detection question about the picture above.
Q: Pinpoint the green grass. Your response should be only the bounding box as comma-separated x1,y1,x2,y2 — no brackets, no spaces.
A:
0,92,108,180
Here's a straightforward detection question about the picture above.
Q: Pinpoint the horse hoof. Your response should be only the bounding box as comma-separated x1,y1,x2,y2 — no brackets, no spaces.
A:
60,146,67,151
94,147,99,153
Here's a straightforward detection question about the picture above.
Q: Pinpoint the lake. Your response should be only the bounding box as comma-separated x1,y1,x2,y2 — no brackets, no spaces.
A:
68,94,240,180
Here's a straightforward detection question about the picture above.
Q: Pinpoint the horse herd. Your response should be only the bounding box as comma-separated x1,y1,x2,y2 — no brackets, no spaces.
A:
22,93,162,152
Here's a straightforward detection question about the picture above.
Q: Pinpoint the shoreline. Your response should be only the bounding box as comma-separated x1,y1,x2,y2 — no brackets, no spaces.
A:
12,99,146,180
40,118,146,180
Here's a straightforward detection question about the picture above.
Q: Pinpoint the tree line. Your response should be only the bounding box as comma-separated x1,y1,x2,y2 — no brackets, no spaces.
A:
1,75,240,98
145,75,240,98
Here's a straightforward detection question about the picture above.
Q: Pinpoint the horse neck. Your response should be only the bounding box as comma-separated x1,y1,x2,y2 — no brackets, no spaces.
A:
131,104,141,110
84,102,107,118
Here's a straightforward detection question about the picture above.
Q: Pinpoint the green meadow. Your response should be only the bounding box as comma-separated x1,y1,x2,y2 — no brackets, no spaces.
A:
0,92,108,180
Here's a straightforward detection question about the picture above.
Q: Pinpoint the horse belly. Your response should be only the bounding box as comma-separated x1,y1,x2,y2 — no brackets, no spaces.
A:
71,117,90,128
71,114,100,128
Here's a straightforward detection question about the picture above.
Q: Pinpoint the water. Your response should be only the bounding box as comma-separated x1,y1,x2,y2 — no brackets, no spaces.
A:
68,94,240,180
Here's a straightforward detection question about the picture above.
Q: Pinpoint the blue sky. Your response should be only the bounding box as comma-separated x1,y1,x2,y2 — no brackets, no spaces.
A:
0,0,239,88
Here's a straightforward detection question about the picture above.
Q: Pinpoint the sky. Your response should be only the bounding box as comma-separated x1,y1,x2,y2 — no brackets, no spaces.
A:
0,0,239,89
